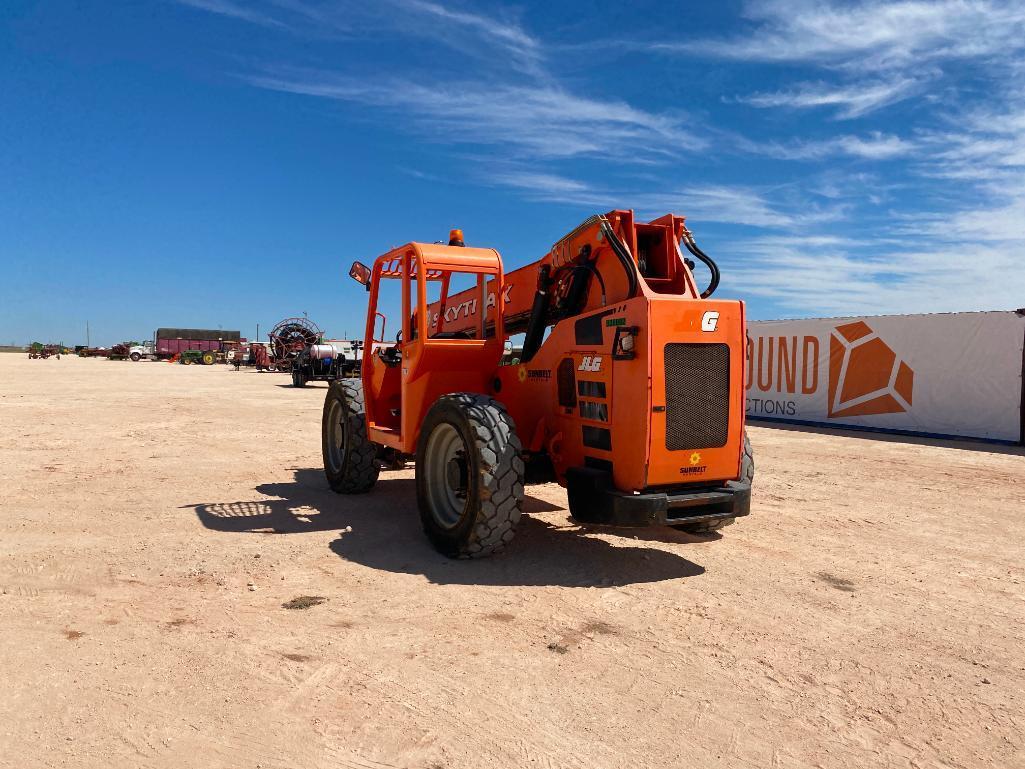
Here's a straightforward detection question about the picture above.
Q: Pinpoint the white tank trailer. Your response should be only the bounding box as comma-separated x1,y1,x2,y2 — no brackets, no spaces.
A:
291,339,362,387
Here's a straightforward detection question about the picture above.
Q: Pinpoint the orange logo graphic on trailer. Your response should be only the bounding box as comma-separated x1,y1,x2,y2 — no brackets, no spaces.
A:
828,322,914,418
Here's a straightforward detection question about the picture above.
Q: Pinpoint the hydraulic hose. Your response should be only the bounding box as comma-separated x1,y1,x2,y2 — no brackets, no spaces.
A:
521,216,639,363
550,214,639,300
520,264,552,363
681,230,720,298
598,217,640,299
554,261,607,320
581,263,607,306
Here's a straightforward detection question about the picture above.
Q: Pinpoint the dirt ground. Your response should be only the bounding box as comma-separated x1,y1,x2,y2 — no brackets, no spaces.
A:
1,353,1023,769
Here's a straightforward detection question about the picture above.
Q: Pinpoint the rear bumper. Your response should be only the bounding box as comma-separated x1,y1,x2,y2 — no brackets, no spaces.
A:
566,467,751,527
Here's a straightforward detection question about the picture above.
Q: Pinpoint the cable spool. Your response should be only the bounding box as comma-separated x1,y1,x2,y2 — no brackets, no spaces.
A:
268,317,323,370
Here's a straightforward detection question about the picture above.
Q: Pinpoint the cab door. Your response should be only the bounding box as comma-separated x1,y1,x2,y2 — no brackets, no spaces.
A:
362,250,412,443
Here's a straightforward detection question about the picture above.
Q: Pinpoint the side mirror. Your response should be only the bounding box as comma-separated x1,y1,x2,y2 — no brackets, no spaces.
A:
349,261,372,290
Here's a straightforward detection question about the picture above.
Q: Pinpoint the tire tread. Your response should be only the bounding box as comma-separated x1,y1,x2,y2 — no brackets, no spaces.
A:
419,393,524,559
323,380,379,493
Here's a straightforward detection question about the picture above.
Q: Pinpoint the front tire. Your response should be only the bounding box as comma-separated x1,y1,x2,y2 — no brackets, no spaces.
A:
416,394,524,559
292,368,306,387
130,352,141,362
322,380,379,493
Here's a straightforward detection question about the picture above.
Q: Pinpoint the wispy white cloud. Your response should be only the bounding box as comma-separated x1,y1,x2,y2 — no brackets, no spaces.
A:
177,0,543,72
485,169,848,230
725,114,1025,315
395,0,541,72
489,170,592,195
924,199,1025,242
806,170,904,205
737,76,923,119
175,0,288,29
629,186,808,229
243,69,705,159
918,104,1025,187
669,0,1025,71
727,235,1024,316
690,2,1025,314
748,131,915,161
179,0,1024,317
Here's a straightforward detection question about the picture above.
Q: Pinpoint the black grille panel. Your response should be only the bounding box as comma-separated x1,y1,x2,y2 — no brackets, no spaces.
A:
664,343,730,450
557,358,577,408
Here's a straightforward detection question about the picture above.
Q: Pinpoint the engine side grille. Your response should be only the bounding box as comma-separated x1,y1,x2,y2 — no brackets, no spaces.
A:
664,343,730,450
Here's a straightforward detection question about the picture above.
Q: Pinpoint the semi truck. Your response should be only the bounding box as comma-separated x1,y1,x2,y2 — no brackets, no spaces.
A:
129,342,156,361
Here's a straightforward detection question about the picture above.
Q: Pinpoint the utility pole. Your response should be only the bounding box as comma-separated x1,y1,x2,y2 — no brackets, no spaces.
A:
86,320,90,348
256,323,260,342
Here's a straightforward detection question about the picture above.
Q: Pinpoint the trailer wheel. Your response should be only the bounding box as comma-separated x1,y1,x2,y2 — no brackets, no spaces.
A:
673,431,753,534
416,394,524,559
323,380,379,493
130,352,141,362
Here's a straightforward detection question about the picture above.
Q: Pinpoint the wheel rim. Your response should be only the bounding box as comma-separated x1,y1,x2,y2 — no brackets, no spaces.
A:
326,399,347,474
424,422,469,529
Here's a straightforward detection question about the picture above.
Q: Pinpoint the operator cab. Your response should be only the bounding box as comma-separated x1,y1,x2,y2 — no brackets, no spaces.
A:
347,241,506,447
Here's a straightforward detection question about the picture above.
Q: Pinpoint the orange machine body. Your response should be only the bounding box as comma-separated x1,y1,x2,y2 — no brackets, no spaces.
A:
359,210,747,495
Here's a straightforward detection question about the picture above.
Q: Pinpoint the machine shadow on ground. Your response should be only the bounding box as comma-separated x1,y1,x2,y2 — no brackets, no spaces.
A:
187,468,707,588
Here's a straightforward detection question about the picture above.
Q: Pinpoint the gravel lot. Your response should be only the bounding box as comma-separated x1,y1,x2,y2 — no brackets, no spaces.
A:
1,353,1022,769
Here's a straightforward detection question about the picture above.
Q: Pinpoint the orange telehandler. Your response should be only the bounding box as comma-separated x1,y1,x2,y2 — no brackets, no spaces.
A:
324,210,753,557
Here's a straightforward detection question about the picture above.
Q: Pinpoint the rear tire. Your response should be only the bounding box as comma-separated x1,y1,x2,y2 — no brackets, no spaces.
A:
672,431,753,534
201,352,215,365
416,394,524,559
322,380,379,493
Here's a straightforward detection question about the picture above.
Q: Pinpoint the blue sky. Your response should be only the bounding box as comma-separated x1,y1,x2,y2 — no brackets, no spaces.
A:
2,0,1023,346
